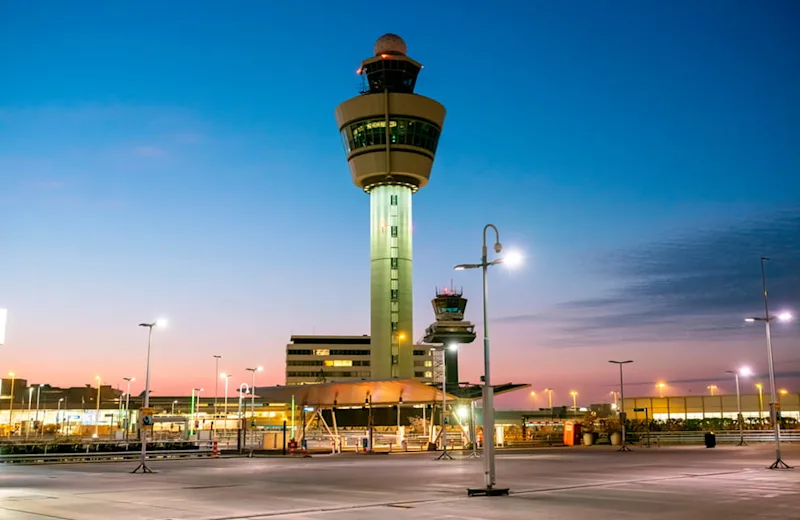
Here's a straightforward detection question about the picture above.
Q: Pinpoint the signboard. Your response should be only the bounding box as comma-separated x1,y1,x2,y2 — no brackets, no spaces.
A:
140,407,155,428
633,408,646,412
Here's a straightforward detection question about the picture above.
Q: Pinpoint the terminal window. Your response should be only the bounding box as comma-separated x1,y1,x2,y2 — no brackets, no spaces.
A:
390,195,398,205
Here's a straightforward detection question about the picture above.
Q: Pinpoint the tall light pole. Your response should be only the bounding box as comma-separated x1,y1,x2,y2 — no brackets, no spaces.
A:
213,355,222,421
245,366,263,448
123,377,135,439
707,385,718,396
570,391,578,412
34,385,41,436
26,387,33,439
726,367,752,446
745,257,793,469
57,398,64,435
7,372,15,433
133,318,166,474
609,360,633,451
220,373,232,433
656,382,666,398
756,383,764,421
94,376,102,437
454,223,521,495
544,388,553,419
190,388,203,436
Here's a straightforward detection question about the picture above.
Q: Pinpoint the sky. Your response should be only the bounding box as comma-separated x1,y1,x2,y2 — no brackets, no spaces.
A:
1,1,798,409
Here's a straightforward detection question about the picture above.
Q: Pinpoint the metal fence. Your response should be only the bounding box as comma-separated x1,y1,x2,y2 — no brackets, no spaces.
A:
630,430,800,445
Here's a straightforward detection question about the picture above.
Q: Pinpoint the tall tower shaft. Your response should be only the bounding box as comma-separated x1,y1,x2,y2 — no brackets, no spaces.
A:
335,34,446,380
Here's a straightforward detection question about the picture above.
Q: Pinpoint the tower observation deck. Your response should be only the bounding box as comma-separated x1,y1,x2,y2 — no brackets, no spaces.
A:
335,34,446,380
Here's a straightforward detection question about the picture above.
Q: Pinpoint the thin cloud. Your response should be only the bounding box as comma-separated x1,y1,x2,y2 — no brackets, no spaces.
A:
499,209,800,347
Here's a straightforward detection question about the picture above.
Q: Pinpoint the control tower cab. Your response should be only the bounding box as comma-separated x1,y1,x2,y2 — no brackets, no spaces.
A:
423,286,477,386
335,34,446,380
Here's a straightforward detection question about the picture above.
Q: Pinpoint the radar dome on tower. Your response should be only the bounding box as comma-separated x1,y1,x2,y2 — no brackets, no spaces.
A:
374,33,407,56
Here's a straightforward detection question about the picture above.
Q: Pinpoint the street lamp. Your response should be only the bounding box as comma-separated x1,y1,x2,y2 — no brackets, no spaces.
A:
570,391,578,411
656,382,666,398
190,388,204,436
245,366,263,450
755,383,764,420
213,355,222,420
123,377,135,440
726,367,752,446
707,385,718,396
133,318,166,474
454,223,521,495
26,386,33,439
744,257,793,469
94,376,102,437
7,372,15,430
544,388,554,419
220,373,232,432
57,397,65,435
609,360,633,451
171,400,178,414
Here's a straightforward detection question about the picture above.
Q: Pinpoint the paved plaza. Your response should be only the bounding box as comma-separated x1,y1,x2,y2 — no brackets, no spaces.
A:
0,445,798,519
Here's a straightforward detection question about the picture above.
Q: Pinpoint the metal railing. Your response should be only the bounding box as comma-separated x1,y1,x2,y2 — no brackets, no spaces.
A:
630,430,800,445
0,440,212,464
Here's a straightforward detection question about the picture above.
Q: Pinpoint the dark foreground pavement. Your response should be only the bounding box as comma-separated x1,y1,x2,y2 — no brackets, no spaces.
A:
0,444,798,519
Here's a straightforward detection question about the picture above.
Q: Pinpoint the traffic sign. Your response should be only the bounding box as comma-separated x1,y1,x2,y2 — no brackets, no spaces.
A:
140,407,155,428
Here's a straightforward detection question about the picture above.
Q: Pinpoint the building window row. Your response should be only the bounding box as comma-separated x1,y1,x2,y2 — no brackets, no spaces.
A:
287,360,370,367
341,117,441,154
287,371,370,378
287,349,371,356
414,360,433,367
413,350,427,356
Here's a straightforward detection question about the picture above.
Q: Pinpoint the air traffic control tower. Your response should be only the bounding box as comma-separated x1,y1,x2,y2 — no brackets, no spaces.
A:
335,34,446,380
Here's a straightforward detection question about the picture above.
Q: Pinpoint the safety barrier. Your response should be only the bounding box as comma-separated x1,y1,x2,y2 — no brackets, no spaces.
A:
630,430,800,446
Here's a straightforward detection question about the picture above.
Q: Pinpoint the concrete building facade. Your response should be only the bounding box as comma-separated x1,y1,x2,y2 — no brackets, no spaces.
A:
285,335,435,386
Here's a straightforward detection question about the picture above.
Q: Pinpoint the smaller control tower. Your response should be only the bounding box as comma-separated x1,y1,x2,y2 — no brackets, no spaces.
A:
423,285,477,386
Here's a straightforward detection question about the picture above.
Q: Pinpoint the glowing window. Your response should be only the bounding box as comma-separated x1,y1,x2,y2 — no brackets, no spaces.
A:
324,360,353,367
314,349,330,356
424,371,433,378
424,361,432,367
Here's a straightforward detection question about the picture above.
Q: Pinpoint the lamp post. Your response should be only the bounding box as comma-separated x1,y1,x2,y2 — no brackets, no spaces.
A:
213,355,222,422
237,383,250,451
26,387,33,439
7,372,15,433
123,377,135,440
609,360,633,451
544,388,553,419
220,373,232,433
57,398,64,435
656,382,666,398
171,400,178,414
190,388,203,436
707,385,718,396
726,367,752,446
570,391,578,412
756,383,764,422
94,376,102,437
132,318,166,474
34,385,41,436
454,223,521,495
745,257,793,469
245,366,263,449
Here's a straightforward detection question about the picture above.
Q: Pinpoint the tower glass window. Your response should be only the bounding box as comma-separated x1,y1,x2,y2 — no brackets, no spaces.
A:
341,117,441,154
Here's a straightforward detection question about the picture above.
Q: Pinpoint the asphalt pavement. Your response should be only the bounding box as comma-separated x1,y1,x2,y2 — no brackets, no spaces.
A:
0,444,798,519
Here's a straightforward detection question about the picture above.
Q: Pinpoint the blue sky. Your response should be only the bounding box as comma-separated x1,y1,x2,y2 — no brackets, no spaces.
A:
1,1,798,406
